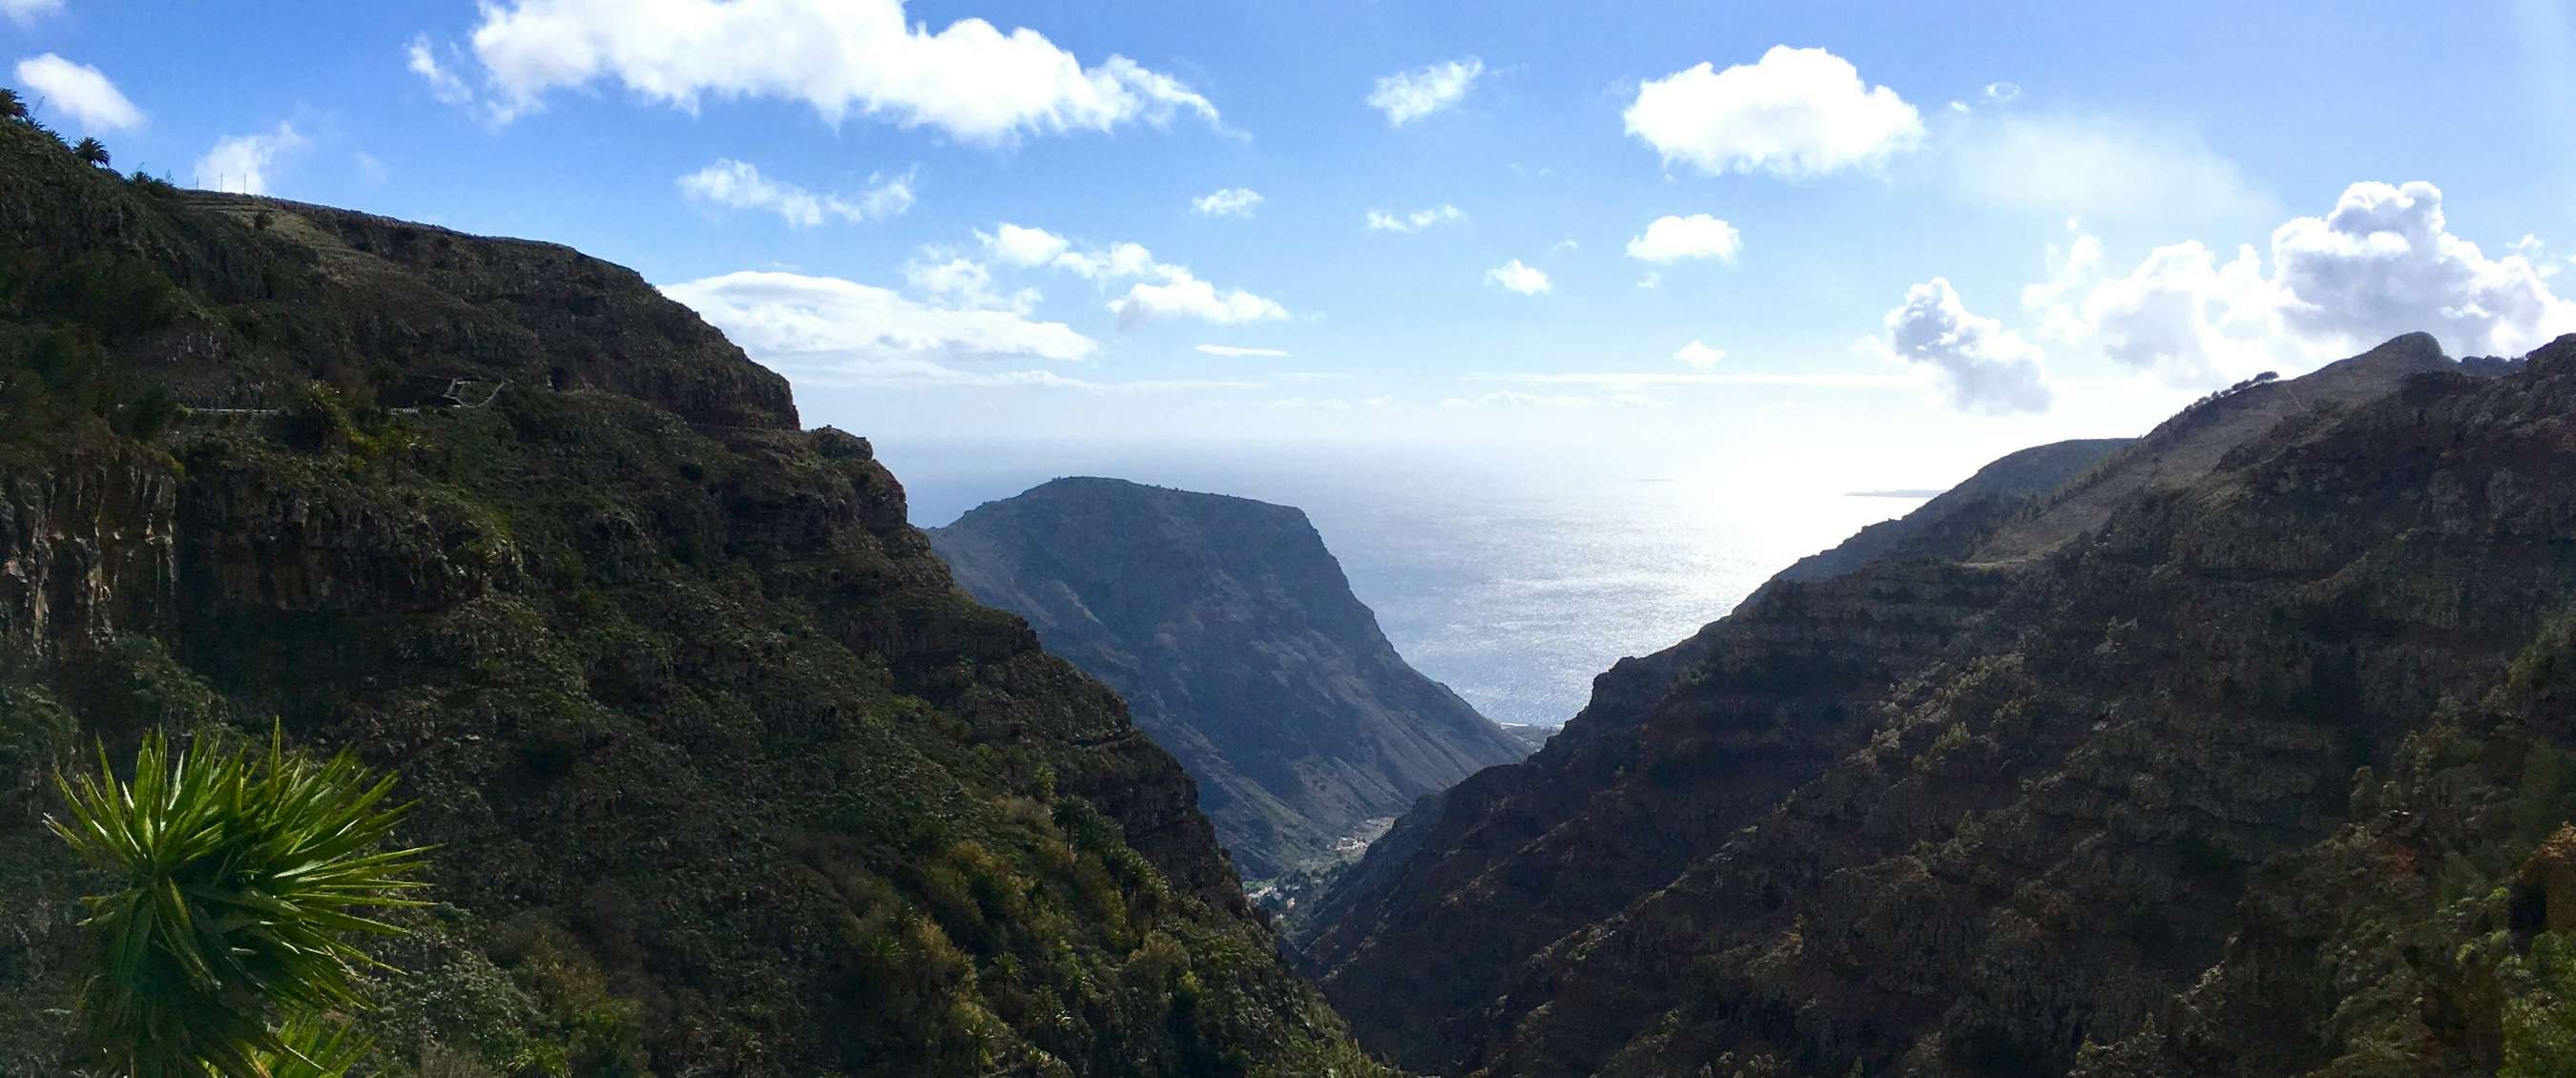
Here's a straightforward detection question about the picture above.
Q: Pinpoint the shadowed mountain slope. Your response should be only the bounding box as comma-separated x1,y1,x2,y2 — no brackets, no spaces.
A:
1301,333,2570,1077
929,477,1527,881
0,116,1390,1077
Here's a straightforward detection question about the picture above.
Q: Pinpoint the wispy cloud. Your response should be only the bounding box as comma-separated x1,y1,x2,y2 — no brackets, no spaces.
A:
1369,57,1483,125
0,0,64,26
678,158,915,227
1366,204,1465,234
1673,341,1726,368
1192,187,1263,217
662,269,1097,387
196,123,308,195
1485,259,1551,295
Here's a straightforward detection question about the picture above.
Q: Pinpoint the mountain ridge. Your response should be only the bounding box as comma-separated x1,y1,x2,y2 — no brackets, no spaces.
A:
1300,332,2576,1075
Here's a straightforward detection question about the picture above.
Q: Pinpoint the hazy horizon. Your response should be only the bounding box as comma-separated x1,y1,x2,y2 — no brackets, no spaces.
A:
886,436,1928,726
10,0,2570,477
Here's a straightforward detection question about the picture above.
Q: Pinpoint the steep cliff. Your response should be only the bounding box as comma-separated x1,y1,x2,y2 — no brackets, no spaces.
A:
0,115,1386,1076
1301,334,2573,1076
927,477,1526,882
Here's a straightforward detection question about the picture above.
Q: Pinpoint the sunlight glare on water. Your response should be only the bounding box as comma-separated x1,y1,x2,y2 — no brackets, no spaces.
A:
890,440,1923,727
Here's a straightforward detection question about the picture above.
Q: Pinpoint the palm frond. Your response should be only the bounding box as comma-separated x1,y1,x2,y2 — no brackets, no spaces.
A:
48,726,430,1077
247,1015,373,1078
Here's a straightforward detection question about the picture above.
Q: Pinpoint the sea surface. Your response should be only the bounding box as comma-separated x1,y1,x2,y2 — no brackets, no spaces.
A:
887,440,1924,728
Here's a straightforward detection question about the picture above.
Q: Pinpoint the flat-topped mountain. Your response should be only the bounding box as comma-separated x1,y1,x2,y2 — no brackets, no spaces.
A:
1300,333,2576,1076
929,477,1527,881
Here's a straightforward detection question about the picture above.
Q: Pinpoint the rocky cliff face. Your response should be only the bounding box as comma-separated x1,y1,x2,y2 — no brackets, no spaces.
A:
1301,334,2576,1076
928,477,1527,882
0,117,1385,1077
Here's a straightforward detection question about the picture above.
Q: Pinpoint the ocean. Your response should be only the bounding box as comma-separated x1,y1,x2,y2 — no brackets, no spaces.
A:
885,439,1924,729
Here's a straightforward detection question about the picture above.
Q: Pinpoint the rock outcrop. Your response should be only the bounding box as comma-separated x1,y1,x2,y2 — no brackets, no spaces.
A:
928,477,1527,881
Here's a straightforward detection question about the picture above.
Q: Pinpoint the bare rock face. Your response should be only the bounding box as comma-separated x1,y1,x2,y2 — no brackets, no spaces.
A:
1302,333,2576,1077
0,446,178,665
2521,827,2576,936
0,119,1385,1076
929,477,1527,882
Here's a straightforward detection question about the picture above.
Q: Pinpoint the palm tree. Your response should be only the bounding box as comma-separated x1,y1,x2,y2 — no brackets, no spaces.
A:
0,88,27,122
73,136,109,167
49,727,431,1077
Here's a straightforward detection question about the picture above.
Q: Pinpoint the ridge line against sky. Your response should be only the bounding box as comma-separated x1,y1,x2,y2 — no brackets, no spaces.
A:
9,0,2576,487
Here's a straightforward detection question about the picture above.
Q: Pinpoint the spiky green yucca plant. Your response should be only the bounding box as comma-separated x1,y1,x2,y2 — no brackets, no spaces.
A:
49,728,430,1078
243,1017,372,1078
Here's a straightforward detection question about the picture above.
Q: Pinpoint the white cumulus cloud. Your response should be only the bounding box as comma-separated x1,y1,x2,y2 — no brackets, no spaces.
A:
2022,180,2576,384
1673,341,1726,368
437,0,1221,139
663,270,1096,385
1881,278,2054,414
1626,214,1743,263
195,123,308,195
2271,180,2572,357
981,222,1073,267
963,224,1289,327
1052,240,1160,281
13,53,144,132
678,158,914,227
1624,46,1922,177
1192,187,1262,217
1368,57,1482,125
1365,204,1465,234
1485,259,1551,296
900,253,1041,314
1111,267,1289,328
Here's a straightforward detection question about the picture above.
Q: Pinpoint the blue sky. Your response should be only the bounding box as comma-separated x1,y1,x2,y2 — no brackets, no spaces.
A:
10,0,2575,491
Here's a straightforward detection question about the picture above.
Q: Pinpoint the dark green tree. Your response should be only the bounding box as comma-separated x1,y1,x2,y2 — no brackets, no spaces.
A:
0,87,26,122
73,136,110,167
48,728,431,1077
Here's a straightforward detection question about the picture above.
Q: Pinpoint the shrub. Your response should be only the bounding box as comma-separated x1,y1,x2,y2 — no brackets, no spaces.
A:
2503,932,2576,1076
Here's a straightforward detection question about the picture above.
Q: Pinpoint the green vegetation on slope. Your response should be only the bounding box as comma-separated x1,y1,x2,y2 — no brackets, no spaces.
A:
1303,332,2576,1076
0,98,1393,1077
